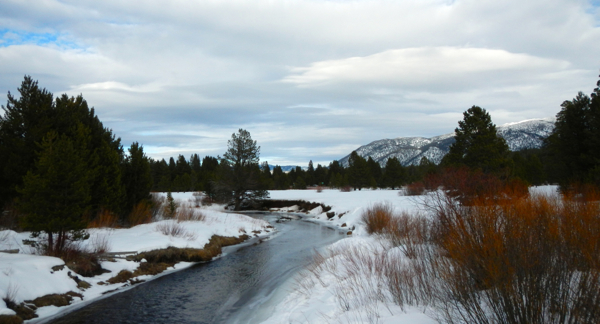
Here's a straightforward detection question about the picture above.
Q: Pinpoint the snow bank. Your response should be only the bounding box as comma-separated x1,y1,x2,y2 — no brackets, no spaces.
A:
259,186,559,324
269,189,422,235
0,196,271,322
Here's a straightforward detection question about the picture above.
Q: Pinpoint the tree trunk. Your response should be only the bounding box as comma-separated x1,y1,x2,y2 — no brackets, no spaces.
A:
47,232,54,255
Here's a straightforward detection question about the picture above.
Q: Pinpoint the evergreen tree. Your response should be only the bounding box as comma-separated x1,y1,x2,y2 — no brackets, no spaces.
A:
347,151,370,190
217,129,268,210
168,157,176,181
201,156,219,195
306,160,315,186
383,157,405,189
260,161,274,189
545,75,600,186
122,142,152,216
175,154,191,178
0,76,55,209
272,165,289,189
314,164,328,186
442,106,511,176
366,156,382,188
0,77,124,218
18,132,91,255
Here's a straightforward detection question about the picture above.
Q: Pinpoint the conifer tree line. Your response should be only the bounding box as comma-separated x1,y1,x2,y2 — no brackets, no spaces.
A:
150,151,442,193
0,77,153,252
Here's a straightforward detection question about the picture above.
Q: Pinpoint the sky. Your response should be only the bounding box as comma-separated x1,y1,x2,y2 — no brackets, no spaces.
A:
1,0,599,166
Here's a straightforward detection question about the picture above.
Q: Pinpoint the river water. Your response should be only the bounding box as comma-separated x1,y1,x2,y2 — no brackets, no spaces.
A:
43,213,345,324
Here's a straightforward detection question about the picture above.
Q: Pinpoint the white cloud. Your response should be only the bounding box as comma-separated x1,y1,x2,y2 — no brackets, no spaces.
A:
0,0,599,164
282,47,572,90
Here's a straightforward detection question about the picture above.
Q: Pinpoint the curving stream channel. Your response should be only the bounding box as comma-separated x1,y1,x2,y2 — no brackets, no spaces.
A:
42,213,345,324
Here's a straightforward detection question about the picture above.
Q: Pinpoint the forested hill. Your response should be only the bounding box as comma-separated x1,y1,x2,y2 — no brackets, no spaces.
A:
339,118,555,167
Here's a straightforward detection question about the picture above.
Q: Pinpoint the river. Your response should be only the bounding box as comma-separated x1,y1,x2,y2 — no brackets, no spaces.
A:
42,213,345,324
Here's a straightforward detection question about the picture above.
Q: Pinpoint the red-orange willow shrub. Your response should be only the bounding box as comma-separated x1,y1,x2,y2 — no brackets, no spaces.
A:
422,187,600,323
424,166,528,205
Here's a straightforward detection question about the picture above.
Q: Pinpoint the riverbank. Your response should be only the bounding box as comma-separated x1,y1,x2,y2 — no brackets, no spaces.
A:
257,186,560,324
0,196,273,323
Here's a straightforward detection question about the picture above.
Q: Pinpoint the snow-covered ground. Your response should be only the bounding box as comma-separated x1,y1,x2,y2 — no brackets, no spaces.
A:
261,186,560,324
0,186,560,323
0,194,272,322
261,189,437,324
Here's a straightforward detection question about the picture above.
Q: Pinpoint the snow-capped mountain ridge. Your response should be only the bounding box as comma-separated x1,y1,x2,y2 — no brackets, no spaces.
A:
339,118,555,167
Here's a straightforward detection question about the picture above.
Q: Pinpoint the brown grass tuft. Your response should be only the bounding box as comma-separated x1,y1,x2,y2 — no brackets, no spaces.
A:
361,202,394,235
87,209,119,228
127,201,153,226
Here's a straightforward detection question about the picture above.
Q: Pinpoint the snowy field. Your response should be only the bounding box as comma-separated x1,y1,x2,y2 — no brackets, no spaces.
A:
0,186,559,323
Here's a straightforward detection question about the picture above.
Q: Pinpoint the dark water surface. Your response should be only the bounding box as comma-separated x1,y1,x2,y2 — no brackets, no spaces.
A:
43,213,344,324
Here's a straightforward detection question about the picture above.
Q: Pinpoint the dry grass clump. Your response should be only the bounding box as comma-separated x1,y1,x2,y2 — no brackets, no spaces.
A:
127,201,153,226
87,209,119,228
88,233,111,255
107,270,134,284
155,221,197,240
150,193,166,219
361,202,394,235
296,241,390,323
128,235,249,264
175,205,206,222
0,315,24,324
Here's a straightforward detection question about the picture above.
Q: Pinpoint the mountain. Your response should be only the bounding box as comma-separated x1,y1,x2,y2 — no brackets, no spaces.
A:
339,118,555,167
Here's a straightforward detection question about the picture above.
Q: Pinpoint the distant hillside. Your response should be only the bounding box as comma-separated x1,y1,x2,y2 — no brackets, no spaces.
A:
339,118,555,167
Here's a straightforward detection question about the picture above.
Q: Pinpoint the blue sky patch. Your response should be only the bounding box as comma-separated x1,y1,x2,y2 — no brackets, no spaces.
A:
0,29,82,49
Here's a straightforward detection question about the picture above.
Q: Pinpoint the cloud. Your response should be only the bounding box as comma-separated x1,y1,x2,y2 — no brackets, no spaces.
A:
0,0,599,165
282,47,572,91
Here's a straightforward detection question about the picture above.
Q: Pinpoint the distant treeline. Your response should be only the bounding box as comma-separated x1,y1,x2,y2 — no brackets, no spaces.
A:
149,146,548,194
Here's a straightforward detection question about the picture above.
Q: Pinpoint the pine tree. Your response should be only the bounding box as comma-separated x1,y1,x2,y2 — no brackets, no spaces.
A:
367,156,382,188
0,76,54,209
383,157,405,189
306,160,315,186
18,132,91,255
217,129,268,210
545,75,600,186
442,106,511,176
122,142,152,217
347,151,370,190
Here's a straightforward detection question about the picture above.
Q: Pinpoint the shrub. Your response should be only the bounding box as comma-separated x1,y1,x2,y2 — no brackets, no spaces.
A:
404,182,425,196
418,190,600,323
424,166,529,205
155,221,197,240
175,205,205,222
163,192,177,218
87,209,119,228
361,202,394,235
127,201,152,226
191,192,203,207
88,233,111,255
149,193,166,219
340,185,352,192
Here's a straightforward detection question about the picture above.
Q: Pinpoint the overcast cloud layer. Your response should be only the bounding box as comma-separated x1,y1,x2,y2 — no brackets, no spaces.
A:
1,0,599,165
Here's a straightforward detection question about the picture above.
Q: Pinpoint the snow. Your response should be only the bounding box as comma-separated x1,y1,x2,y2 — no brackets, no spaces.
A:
0,195,271,322
269,189,423,236
260,189,436,324
0,186,558,323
